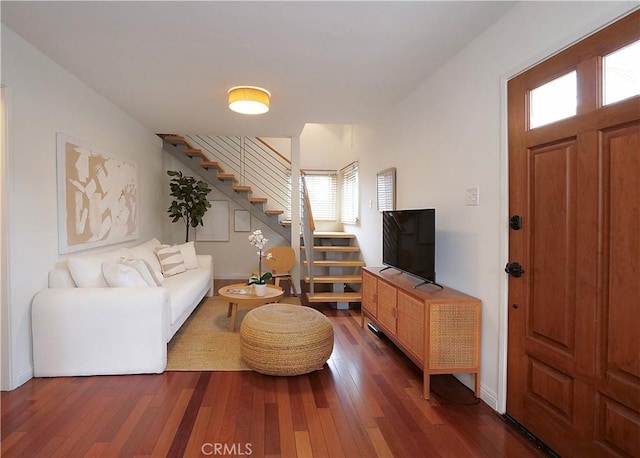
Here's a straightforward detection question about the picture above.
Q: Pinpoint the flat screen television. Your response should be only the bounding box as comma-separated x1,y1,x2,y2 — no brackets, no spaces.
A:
382,208,440,288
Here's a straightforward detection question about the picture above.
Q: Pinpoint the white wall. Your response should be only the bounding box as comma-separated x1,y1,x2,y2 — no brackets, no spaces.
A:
348,1,637,410
1,25,166,389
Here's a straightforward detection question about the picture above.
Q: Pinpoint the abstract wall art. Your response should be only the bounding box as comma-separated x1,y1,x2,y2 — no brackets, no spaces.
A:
56,133,138,253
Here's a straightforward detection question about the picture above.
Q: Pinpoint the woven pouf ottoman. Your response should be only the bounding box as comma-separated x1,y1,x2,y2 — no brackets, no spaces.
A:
239,303,334,376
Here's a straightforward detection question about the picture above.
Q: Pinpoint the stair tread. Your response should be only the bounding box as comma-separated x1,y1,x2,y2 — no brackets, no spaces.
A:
217,173,238,182
303,275,362,283
160,134,187,145
250,197,268,203
233,185,252,192
303,259,365,267
305,292,362,303
311,231,355,239
301,246,359,252
201,161,222,171
183,148,206,157
265,210,284,215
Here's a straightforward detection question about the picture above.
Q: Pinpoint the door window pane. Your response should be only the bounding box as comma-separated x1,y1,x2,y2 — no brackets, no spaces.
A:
603,40,640,106
529,71,577,129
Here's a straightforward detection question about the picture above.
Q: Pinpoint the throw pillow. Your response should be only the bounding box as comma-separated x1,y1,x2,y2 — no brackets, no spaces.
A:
155,245,186,277
67,248,134,288
118,258,160,287
176,241,199,270
126,237,163,282
68,254,110,288
102,262,150,287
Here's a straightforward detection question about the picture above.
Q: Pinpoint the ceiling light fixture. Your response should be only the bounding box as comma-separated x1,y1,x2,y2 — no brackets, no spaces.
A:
228,86,270,115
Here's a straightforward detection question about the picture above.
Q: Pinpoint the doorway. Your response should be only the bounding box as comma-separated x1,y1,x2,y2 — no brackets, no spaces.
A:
1,85,10,390
506,11,639,457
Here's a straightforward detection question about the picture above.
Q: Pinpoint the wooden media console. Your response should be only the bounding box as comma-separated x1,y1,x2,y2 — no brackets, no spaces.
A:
361,266,482,399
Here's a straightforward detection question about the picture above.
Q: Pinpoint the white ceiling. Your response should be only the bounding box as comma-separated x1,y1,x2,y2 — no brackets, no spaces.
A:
1,1,515,137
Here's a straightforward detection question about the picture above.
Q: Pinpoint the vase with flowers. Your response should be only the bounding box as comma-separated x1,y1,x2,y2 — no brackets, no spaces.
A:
247,229,273,296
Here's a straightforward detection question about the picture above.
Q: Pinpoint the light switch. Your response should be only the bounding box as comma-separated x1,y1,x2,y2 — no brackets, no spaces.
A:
465,186,480,206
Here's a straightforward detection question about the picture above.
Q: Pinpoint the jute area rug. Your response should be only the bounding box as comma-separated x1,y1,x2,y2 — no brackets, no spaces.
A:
166,295,301,371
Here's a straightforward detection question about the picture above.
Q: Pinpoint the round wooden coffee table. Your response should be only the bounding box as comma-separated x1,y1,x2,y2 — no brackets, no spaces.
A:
218,284,284,331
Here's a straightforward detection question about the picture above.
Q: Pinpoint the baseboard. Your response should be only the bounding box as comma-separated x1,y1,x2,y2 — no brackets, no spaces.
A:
3,364,34,391
453,374,498,411
480,383,498,411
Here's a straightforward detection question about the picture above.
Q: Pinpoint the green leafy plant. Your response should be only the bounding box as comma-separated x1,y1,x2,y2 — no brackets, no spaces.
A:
167,170,212,242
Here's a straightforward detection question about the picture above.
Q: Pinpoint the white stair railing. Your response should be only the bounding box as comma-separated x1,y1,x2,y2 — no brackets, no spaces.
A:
185,135,291,213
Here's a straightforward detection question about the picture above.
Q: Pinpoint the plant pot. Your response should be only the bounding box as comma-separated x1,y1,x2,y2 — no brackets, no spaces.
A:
254,283,267,297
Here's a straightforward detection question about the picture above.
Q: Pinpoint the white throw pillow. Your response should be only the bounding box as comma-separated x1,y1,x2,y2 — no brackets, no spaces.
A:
118,258,160,287
67,248,131,288
176,241,199,270
155,245,186,277
68,255,109,288
126,238,163,282
102,262,150,287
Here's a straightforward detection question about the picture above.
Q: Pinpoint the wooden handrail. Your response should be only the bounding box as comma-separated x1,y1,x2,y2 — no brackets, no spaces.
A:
301,174,315,232
301,173,316,294
255,137,291,165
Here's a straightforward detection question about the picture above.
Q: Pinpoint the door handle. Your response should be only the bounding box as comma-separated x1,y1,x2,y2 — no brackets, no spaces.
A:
505,262,525,278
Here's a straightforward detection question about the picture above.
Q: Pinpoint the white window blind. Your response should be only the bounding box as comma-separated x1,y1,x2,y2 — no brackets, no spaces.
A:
377,167,395,211
296,171,337,221
340,161,359,224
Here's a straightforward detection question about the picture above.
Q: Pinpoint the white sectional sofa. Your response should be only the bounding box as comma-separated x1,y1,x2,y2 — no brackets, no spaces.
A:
31,237,213,377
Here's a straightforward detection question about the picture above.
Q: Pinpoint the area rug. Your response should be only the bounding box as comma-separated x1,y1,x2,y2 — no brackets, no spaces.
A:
166,296,300,371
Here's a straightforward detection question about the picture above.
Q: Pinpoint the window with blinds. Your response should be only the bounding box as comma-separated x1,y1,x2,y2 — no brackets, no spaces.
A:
340,161,359,224
296,171,337,221
377,167,396,211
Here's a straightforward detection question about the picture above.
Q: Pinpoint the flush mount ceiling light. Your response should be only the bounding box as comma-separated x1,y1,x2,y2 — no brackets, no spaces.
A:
228,86,270,115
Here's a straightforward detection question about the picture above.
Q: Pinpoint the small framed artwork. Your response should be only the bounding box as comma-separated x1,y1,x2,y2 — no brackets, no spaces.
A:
196,200,229,241
234,210,251,232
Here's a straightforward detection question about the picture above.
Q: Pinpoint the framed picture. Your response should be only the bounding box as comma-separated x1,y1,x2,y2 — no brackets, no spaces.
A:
56,133,138,253
234,210,251,232
196,200,229,241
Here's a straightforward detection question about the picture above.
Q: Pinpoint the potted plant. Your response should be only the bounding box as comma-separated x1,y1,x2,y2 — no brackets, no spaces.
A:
167,170,212,242
247,229,273,296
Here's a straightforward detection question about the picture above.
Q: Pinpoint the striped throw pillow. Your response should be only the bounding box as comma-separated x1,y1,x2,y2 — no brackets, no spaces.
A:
155,245,186,277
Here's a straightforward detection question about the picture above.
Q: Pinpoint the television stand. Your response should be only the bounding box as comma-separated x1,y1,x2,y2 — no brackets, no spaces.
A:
414,278,444,290
361,266,481,400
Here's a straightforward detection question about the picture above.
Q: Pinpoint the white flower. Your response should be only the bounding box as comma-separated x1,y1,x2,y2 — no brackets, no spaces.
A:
248,229,268,250
247,229,273,285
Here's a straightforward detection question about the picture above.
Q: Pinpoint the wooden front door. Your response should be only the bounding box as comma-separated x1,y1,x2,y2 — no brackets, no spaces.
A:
507,11,640,457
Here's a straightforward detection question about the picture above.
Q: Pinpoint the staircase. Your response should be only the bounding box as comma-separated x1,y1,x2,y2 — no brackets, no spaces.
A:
158,134,291,241
159,134,364,308
302,232,363,308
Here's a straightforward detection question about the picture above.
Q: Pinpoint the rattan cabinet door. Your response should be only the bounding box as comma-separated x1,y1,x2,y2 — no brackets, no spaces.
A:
397,291,425,361
377,280,397,335
428,303,480,371
362,270,378,318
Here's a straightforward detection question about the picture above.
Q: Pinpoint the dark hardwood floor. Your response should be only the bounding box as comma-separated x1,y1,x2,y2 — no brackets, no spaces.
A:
2,307,550,457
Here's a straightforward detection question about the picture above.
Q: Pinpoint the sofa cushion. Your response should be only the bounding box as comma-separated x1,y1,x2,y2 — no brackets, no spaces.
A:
162,268,212,324
126,238,163,283
155,245,186,277
176,241,199,270
67,249,128,287
118,258,159,287
102,262,150,287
